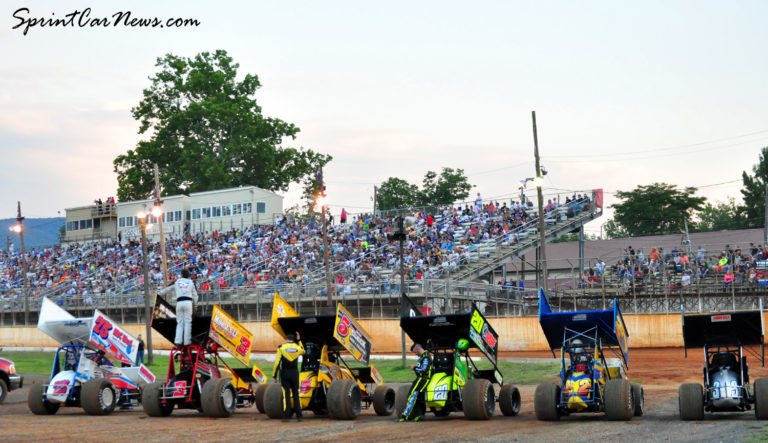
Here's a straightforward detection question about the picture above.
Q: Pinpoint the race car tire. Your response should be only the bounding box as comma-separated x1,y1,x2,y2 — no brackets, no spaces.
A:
264,383,285,419
605,379,633,421
201,378,237,418
534,383,560,421
0,379,7,404
81,378,119,415
463,378,495,420
28,383,59,415
432,407,451,417
678,383,704,421
254,383,269,414
394,384,411,418
142,381,173,417
499,384,521,417
328,379,362,420
631,383,645,417
373,384,396,416
754,378,768,420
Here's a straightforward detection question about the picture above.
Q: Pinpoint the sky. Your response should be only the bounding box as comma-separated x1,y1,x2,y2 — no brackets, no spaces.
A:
2,0,767,237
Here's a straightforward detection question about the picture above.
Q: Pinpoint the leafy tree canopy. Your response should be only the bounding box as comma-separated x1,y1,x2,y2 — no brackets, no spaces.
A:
740,146,768,226
113,50,330,201
609,182,706,237
691,198,750,232
376,168,473,212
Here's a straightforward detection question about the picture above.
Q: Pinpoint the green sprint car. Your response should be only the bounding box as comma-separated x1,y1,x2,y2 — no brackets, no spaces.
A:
396,301,521,420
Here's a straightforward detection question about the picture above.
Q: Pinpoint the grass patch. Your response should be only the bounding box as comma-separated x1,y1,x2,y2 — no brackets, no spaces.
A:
746,425,768,442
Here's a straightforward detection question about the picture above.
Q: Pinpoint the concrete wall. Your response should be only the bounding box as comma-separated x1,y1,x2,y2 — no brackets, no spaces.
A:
0,313,713,353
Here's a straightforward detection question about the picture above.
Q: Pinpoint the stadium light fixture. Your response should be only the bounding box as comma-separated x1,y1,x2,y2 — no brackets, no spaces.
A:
533,176,544,187
136,211,147,220
10,224,22,234
150,204,163,218
315,195,327,209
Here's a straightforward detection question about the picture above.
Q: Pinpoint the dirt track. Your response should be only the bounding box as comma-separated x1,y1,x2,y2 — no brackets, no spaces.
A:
3,348,768,442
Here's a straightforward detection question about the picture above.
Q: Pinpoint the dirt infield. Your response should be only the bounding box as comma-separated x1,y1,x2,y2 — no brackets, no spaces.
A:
3,348,768,442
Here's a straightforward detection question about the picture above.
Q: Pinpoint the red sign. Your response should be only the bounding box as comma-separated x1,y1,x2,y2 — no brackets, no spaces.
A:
711,314,732,323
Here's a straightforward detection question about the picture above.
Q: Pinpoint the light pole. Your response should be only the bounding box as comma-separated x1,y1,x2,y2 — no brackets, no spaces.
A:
10,202,28,325
137,211,154,364
152,164,169,285
531,111,548,292
390,215,408,367
316,194,333,306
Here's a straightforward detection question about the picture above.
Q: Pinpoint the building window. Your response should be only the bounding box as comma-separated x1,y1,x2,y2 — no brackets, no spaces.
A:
67,221,78,231
222,205,231,217
232,203,241,215
243,202,252,214
256,202,266,214
192,208,201,220
212,206,222,217
202,207,210,218
175,210,182,221
118,217,125,228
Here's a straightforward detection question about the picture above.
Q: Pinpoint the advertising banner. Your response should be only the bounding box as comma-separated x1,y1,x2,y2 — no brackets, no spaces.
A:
210,305,253,366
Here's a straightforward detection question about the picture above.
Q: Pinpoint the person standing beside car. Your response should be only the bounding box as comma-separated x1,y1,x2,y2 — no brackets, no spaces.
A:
159,269,198,347
136,334,145,365
273,332,305,422
399,343,433,422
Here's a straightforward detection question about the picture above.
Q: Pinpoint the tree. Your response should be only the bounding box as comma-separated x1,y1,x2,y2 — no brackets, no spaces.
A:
609,183,706,237
691,198,750,232
418,168,473,207
740,146,768,227
113,50,331,201
376,177,420,211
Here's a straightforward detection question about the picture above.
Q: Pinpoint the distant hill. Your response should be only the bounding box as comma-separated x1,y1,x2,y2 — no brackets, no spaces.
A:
1,217,64,251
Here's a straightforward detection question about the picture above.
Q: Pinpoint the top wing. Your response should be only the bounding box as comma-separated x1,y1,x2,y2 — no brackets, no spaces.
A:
38,297,92,345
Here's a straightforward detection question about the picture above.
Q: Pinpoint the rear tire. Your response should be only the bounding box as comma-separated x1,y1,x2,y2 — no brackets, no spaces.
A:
327,379,362,420
372,384,396,416
201,378,237,418
81,379,119,415
142,381,173,417
754,378,768,420
463,378,495,420
264,383,285,419
0,379,7,404
534,383,560,421
499,384,521,416
605,379,633,421
678,383,704,421
631,383,645,417
28,383,59,415
394,384,411,418
254,383,268,414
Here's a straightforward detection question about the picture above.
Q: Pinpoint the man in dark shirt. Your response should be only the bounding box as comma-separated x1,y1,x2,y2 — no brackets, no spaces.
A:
399,343,432,422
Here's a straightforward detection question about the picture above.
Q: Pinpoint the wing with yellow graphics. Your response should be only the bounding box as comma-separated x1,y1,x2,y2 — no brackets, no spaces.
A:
333,303,373,365
271,293,298,338
209,305,253,366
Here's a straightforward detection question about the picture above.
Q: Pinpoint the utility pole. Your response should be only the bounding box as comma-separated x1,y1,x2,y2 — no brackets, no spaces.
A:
531,111,548,292
154,164,169,285
764,182,768,244
14,202,29,325
316,167,333,306
137,213,154,364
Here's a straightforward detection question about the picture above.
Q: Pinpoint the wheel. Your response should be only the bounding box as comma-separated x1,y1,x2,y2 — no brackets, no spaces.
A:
28,383,59,415
372,384,396,416
463,378,495,420
142,381,173,417
499,384,521,417
81,378,119,415
605,379,633,421
754,378,768,420
254,383,269,414
264,383,285,419
394,384,411,418
534,383,560,421
201,378,237,418
0,379,7,404
432,407,451,417
631,383,645,417
678,383,704,421
327,379,362,420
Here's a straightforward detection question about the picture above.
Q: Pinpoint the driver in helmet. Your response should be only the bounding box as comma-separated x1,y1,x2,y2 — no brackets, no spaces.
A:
564,339,593,410
457,338,470,354
398,342,433,422
570,339,590,372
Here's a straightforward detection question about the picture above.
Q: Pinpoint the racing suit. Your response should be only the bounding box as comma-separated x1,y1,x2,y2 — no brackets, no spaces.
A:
273,340,306,419
400,350,433,421
159,277,198,346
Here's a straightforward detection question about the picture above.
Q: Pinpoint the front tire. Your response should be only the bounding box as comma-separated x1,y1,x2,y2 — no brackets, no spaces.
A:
394,384,411,418
463,378,495,420
499,384,521,416
264,383,285,419
534,383,560,421
678,383,704,421
28,383,59,415
754,378,768,420
631,383,645,417
81,379,119,415
327,379,362,420
372,384,396,416
605,379,633,421
142,381,173,417
201,378,237,418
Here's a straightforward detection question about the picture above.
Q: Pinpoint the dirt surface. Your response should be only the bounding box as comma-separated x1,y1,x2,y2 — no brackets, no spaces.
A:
3,348,768,442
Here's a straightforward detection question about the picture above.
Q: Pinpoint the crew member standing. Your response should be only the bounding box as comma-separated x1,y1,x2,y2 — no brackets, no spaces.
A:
399,343,433,421
273,332,305,422
159,269,198,347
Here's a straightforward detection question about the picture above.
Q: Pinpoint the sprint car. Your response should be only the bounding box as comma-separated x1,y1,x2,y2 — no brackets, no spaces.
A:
28,298,155,415
263,293,396,420
678,304,768,420
534,289,644,421
141,295,267,417
395,296,521,420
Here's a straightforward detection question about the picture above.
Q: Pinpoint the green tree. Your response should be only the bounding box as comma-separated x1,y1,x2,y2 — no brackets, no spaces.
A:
376,177,420,211
604,219,629,239
609,183,706,237
740,146,768,227
113,50,331,201
692,198,749,232
418,167,473,207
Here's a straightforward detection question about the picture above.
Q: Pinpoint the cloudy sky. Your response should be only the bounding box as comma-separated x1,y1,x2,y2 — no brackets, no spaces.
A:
2,0,767,236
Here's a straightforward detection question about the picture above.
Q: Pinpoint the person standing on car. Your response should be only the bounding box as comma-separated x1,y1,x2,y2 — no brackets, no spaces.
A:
159,269,198,347
273,332,305,422
399,342,433,422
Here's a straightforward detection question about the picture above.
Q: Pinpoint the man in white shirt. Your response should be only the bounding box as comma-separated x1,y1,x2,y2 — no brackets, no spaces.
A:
159,269,199,347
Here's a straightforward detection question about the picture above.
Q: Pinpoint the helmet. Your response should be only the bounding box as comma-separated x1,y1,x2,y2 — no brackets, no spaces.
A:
571,339,585,355
457,338,470,352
